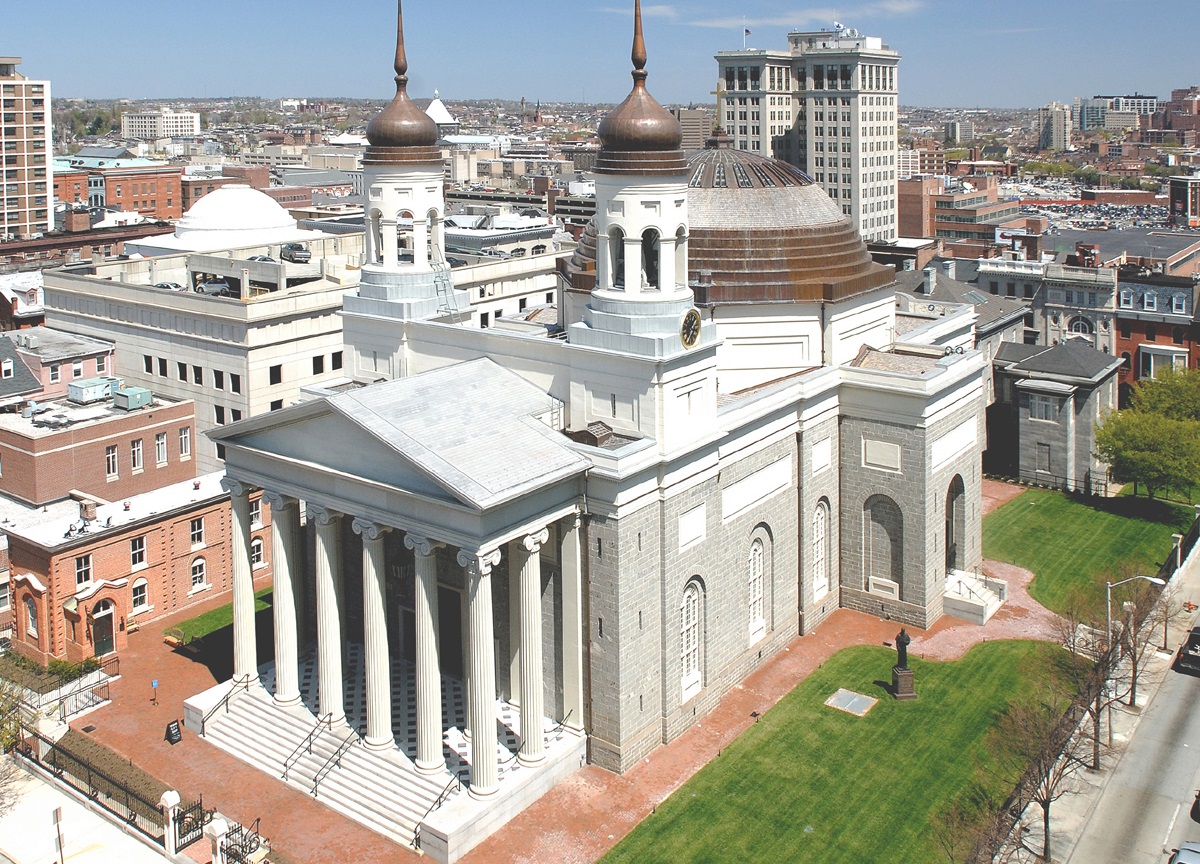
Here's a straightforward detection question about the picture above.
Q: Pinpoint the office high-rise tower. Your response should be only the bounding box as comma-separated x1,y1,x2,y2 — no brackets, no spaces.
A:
0,57,52,240
716,25,900,242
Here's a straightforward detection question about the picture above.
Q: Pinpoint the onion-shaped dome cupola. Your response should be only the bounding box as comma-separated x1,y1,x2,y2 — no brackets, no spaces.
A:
364,0,441,166
595,0,687,175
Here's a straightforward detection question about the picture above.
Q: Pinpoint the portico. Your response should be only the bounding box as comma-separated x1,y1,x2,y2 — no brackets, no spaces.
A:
199,359,589,852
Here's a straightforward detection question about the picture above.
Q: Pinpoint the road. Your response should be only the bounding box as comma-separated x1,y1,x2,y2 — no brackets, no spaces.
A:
1068,658,1200,863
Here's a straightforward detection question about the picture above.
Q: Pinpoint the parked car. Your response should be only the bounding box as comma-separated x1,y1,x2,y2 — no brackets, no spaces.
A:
247,255,275,263
1169,841,1200,864
280,242,311,263
1174,626,1200,673
154,281,186,291
195,278,233,297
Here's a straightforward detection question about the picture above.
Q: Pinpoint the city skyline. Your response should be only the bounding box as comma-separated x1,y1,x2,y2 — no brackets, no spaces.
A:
4,0,1199,109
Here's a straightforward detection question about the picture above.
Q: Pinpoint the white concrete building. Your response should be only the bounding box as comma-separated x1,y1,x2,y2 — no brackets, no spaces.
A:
715,24,900,242
120,107,201,140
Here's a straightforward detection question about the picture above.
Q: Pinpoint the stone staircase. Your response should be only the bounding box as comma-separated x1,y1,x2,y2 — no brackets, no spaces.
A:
943,570,1006,625
204,684,452,849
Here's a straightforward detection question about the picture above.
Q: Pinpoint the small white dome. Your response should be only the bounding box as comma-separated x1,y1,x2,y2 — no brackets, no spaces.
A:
175,185,295,238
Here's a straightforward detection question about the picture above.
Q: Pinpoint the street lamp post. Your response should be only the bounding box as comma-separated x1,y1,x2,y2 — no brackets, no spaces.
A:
1105,574,1166,741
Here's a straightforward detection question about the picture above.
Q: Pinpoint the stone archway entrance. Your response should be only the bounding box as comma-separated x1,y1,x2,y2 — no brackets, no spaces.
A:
945,475,966,573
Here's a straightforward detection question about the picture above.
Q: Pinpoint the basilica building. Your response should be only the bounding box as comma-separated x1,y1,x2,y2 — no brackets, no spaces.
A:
193,2,989,859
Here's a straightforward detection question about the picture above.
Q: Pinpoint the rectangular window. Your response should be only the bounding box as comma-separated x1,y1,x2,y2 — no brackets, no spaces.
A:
0,577,8,612
190,517,204,546
75,555,92,586
230,373,241,394
1174,294,1187,314
215,406,225,425
155,432,167,465
269,364,282,385
96,355,107,374
49,364,59,383
1030,394,1058,421
143,355,153,374
1119,289,1133,309
130,439,143,471
177,362,187,381
105,445,118,478
192,365,203,385
130,536,145,568
250,498,262,527
312,355,324,375
179,426,191,458
72,360,83,378
158,358,167,377
1144,293,1157,311
271,399,283,411
331,351,343,370
213,370,224,390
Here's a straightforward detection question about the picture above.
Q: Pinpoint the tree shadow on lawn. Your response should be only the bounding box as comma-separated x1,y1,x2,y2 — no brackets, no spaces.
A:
1079,493,1191,527
171,607,275,685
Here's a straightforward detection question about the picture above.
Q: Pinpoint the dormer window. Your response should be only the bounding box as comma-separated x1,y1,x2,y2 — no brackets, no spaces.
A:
1144,293,1157,312
1,359,11,379
1173,294,1187,314
1118,289,1133,309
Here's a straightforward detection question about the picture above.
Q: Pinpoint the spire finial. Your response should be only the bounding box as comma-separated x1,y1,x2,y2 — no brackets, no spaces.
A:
631,0,647,84
394,0,409,88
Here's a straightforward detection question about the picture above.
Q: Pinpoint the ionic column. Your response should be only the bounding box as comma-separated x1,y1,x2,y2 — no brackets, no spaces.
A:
354,519,393,751
517,528,549,765
311,504,344,725
264,492,301,706
223,478,257,683
561,515,585,731
405,534,445,774
459,548,501,798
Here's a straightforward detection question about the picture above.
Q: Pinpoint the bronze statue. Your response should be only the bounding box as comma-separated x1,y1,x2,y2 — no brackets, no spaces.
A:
895,628,910,669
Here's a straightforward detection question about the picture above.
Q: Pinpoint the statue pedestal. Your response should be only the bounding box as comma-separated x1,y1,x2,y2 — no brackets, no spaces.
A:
892,665,916,701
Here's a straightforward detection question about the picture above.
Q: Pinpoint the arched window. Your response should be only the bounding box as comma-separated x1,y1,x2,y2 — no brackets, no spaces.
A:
680,581,702,701
1120,351,1131,368
864,495,904,598
1068,316,1094,335
813,500,830,599
1174,327,1185,345
131,577,148,610
190,557,207,590
25,596,37,639
608,227,625,288
748,540,765,643
675,226,687,289
641,228,661,288
251,537,265,568
369,209,383,263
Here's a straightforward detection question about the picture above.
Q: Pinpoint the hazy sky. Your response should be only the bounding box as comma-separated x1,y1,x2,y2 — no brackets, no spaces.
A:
6,0,1198,108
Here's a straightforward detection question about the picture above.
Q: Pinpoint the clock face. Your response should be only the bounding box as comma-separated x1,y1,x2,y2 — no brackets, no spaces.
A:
680,309,702,349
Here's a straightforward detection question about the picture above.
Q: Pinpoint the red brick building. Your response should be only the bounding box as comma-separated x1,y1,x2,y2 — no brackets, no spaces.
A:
0,385,196,507
8,473,272,665
53,168,89,207
1113,270,1200,404
100,166,183,220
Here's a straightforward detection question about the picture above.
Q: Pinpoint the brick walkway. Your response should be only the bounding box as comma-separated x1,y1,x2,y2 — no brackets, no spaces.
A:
78,481,1049,864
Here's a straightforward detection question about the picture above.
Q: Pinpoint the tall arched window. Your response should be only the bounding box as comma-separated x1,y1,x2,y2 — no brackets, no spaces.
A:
748,540,765,644
641,228,660,288
369,209,383,263
674,226,687,289
251,537,265,568
813,500,830,599
191,557,207,590
608,227,625,288
25,596,37,639
680,581,702,701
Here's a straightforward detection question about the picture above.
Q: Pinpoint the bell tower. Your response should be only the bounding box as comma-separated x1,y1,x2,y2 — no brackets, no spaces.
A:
568,0,715,359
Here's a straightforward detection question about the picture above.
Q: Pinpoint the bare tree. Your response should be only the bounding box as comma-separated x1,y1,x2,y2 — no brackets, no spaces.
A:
1114,575,1185,708
0,676,21,813
989,687,1089,862
1055,585,1120,771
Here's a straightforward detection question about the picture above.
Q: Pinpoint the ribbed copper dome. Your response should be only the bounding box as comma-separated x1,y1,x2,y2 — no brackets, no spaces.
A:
563,146,895,303
594,0,686,175
364,0,441,166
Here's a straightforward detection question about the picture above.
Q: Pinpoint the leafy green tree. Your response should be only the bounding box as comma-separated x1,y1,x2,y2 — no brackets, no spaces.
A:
1095,409,1200,499
1130,367,1200,421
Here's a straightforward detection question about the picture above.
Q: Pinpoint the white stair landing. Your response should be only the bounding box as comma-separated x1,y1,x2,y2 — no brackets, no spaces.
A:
943,570,1006,625
185,648,585,864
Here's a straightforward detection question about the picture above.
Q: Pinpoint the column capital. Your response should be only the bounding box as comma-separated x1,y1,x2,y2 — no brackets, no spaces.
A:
404,534,445,558
262,491,295,512
221,476,250,498
457,548,501,579
352,517,391,542
521,527,551,555
308,503,340,526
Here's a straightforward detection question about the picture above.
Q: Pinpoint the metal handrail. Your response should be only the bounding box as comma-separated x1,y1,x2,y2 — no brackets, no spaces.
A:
412,774,463,849
282,713,332,781
200,675,252,736
310,727,360,796
57,678,110,723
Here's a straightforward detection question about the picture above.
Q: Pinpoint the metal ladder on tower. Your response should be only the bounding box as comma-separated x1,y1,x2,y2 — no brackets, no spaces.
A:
429,243,463,323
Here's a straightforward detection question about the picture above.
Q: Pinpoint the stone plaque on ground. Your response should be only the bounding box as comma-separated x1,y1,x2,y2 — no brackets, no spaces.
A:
825,688,878,716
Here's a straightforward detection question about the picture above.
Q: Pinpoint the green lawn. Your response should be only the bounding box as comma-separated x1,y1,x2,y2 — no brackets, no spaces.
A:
603,641,1064,864
982,488,1192,614
167,587,272,643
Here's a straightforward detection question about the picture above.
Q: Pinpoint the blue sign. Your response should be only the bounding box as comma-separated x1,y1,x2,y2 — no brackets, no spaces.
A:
152,680,159,689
